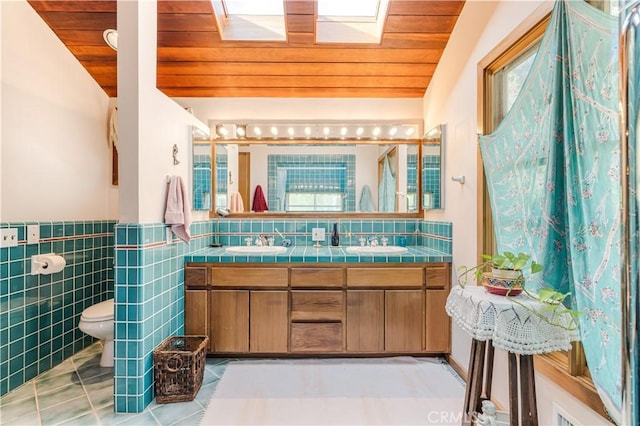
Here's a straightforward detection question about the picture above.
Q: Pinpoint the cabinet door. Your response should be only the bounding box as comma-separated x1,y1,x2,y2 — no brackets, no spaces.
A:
185,289,208,340
210,290,249,353
250,291,288,353
346,290,384,352
385,290,424,352
425,289,450,352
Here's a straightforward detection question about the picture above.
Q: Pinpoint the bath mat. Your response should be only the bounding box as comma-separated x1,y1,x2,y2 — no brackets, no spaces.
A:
200,357,465,425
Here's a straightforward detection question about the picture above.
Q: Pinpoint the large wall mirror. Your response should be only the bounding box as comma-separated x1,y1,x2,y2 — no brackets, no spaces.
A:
192,126,213,211
213,141,422,216
422,124,445,210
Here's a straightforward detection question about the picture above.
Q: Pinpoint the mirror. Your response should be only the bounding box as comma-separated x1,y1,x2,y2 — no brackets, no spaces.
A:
422,124,445,210
192,127,212,211
215,141,420,214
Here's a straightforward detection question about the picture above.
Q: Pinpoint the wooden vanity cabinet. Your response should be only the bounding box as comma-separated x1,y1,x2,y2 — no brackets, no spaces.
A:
184,262,451,356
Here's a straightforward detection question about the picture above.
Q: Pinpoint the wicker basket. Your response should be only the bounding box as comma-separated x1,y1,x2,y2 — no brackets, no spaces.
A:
153,335,209,403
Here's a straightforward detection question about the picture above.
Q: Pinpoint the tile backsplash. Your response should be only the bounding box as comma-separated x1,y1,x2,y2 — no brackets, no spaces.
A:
0,220,115,396
215,218,452,252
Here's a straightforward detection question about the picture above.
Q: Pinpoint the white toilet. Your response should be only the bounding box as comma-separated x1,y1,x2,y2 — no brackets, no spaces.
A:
79,298,114,367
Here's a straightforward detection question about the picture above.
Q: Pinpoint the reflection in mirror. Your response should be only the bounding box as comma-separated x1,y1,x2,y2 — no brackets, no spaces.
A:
191,127,212,211
216,141,420,214
422,124,445,210
215,144,228,209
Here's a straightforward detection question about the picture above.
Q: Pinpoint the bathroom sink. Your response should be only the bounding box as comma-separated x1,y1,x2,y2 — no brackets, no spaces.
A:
345,246,408,255
225,246,287,255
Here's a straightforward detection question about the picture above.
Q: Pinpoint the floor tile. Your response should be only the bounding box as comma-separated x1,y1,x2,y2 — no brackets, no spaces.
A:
169,410,204,426
38,395,92,425
58,411,100,426
0,383,35,407
35,371,81,395
150,400,203,426
36,382,87,411
0,396,38,423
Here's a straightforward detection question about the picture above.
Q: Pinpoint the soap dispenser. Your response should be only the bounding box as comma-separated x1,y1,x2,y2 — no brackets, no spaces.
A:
331,223,340,247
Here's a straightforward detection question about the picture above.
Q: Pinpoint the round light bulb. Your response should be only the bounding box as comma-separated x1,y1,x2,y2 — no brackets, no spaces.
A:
271,127,278,136
356,127,364,136
372,127,381,137
389,127,398,137
288,127,295,137
304,127,312,136
405,127,415,137
254,127,262,136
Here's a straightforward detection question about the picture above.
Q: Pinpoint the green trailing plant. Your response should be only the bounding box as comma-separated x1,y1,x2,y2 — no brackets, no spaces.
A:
457,251,582,331
457,251,543,286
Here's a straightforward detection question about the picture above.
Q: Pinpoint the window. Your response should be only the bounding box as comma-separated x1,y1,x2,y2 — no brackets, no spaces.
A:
286,193,344,212
478,4,608,419
211,0,286,41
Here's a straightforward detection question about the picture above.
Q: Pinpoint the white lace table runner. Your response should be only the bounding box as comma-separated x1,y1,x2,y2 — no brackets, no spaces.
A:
446,285,580,354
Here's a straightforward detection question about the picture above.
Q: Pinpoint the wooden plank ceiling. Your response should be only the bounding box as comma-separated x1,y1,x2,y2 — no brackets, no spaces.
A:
27,0,464,98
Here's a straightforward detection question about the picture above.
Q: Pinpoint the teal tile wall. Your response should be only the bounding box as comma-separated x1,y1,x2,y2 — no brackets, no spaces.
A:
215,218,452,253
113,221,212,413
419,221,452,253
0,220,115,397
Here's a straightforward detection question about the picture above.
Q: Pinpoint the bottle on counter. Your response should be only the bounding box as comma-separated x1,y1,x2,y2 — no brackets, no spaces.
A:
331,223,340,247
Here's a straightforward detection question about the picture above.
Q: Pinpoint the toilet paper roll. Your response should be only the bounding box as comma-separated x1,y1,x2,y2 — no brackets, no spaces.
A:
31,253,66,275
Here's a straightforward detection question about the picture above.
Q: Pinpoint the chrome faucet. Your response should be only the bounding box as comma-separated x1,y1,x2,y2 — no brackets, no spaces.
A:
255,234,268,246
244,237,252,246
369,236,379,247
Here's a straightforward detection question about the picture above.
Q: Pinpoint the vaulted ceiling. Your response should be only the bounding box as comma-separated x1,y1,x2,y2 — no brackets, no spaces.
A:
27,0,464,98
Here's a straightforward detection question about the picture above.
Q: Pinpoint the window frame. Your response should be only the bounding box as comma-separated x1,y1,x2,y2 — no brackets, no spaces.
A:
476,5,609,420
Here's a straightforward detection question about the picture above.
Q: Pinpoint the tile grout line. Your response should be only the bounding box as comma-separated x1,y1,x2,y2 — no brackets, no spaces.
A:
32,380,43,426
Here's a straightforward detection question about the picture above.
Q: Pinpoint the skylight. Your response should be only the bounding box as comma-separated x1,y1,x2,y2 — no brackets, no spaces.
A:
223,0,284,17
212,0,286,41
316,0,389,44
318,0,380,20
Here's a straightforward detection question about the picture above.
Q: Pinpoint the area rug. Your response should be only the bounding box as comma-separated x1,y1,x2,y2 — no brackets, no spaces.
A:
200,357,465,425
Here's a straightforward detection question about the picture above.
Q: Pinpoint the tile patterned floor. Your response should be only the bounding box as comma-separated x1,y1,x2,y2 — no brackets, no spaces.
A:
1,344,465,426
0,343,230,426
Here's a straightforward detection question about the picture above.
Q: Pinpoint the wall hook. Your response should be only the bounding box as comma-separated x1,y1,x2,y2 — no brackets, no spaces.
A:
451,175,466,184
172,144,180,165
228,171,234,185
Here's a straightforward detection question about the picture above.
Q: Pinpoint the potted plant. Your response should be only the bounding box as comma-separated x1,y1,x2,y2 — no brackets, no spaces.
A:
457,251,542,289
457,251,582,330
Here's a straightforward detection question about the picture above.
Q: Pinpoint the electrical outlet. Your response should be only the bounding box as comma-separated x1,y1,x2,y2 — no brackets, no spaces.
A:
27,225,40,244
0,228,18,248
311,228,326,242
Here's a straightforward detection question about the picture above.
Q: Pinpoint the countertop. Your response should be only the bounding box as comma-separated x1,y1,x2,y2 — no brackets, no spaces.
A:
185,245,451,264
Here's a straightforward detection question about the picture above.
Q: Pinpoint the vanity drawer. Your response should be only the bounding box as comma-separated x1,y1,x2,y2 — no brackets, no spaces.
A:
425,263,451,289
346,267,424,288
291,291,344,321
291,323,343,352
211,267,288,288
290,268,344,288
184,266,210,287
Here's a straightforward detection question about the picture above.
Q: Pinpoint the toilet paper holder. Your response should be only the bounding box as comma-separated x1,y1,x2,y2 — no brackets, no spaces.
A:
31,253,66,275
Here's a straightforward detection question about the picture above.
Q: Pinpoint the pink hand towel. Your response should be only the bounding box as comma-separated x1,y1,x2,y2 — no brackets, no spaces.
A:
164,176,192,243
229,192,245,213
252,185,268,212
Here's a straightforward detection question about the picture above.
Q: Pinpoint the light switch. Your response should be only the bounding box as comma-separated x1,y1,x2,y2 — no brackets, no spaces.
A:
27,225,40,244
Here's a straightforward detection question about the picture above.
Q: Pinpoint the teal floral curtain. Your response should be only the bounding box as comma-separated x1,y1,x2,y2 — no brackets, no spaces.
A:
479,1,621,422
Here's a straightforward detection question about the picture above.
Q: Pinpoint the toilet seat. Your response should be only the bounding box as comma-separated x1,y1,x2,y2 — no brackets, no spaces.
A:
81,299,114,322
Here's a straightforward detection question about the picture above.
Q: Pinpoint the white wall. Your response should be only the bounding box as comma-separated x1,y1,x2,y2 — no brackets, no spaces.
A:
424,1,610,424
116,0,208,224
1,0,114,222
